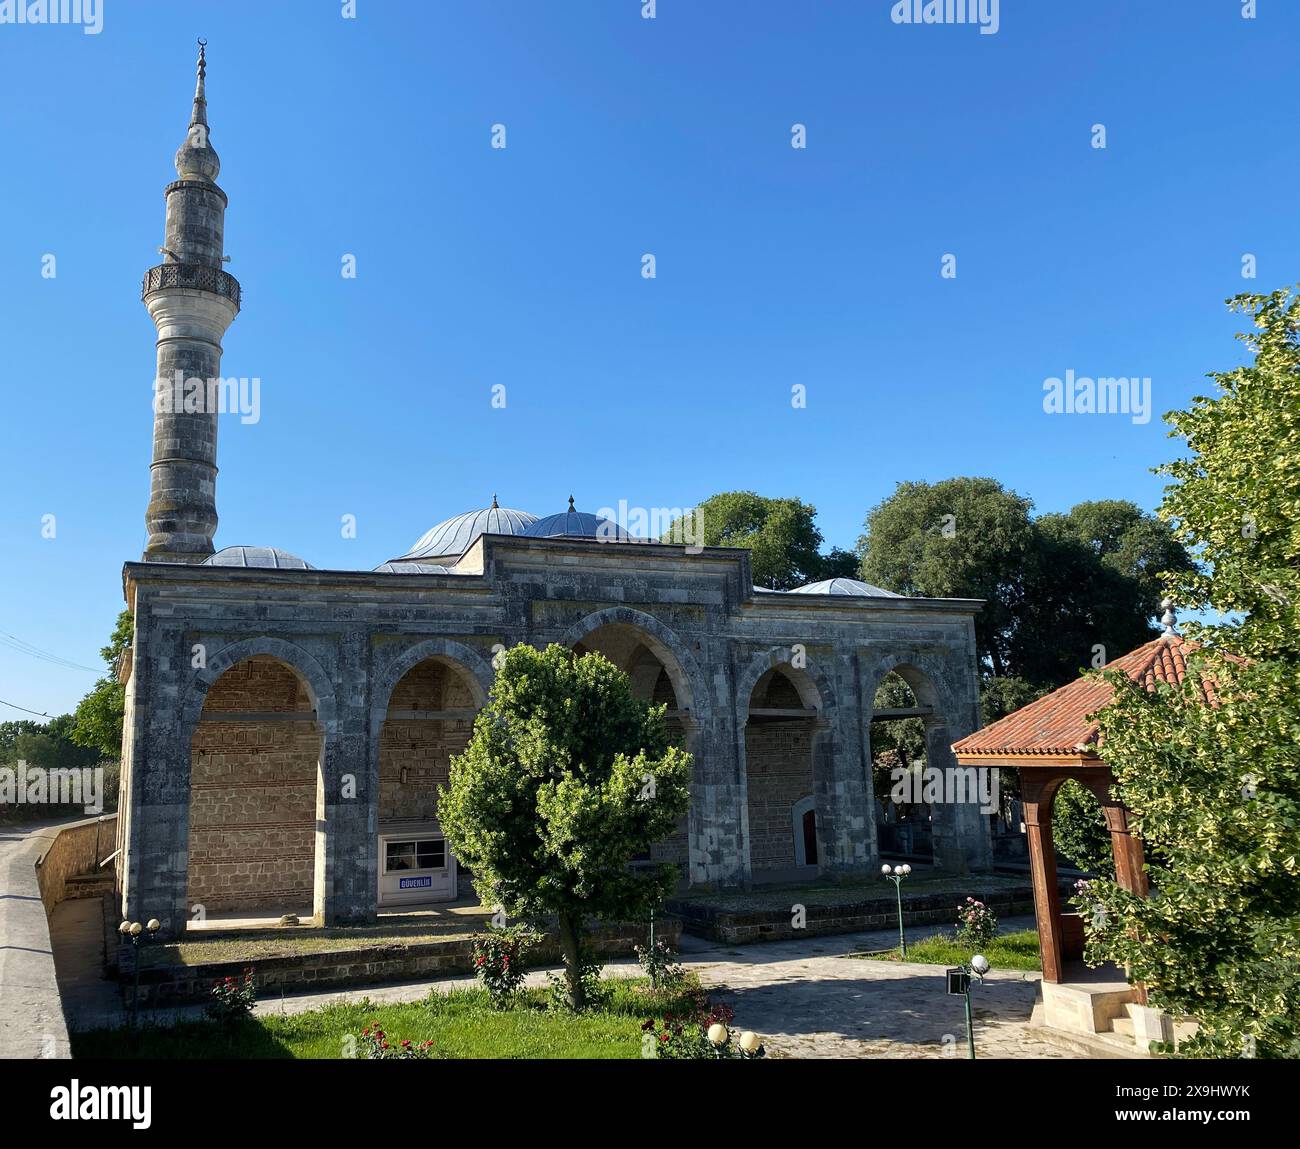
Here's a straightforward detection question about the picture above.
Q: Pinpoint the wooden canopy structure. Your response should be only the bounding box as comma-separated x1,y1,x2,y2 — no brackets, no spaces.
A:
951,634,1212,984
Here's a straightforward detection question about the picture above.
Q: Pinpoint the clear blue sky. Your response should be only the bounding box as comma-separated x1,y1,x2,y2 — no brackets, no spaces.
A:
0,0,1295,717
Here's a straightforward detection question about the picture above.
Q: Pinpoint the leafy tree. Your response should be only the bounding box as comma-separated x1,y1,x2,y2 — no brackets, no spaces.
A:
1052,781,1113,877
1082,288,1300,1058
0,720,46,764
857,478,1036,677
70,610,132,760
858,480,1192,687
979,675,1042,723
661,491,846,590
438,644,691,1010
1040,499,1196,613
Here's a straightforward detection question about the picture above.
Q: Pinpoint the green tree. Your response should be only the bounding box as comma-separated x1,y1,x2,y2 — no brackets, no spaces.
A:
1083,288,1300,1058
858,478,1036,677
70,610,132,760
438,644,692,1010
858,480,1192,687
662,491,845,590
1052,781,1113,877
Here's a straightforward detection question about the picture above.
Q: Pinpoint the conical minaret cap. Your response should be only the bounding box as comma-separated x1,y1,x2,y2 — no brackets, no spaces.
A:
175,39,221,182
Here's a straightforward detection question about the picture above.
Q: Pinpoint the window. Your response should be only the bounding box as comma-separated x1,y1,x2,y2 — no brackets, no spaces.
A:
384,838,446,873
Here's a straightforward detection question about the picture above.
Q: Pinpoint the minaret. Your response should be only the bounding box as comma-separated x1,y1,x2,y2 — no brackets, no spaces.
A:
141,40,240,562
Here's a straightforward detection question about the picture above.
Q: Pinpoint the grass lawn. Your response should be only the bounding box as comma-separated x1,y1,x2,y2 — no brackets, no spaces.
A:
852,928,1043,972
71,977,703,1060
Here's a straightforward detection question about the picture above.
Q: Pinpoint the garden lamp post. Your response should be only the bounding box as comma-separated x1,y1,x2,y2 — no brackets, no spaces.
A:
881,863,912,957
950,953,990,1060
119,917,161,1026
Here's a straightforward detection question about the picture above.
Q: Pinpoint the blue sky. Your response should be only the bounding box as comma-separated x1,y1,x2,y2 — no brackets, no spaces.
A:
0,0,1295,717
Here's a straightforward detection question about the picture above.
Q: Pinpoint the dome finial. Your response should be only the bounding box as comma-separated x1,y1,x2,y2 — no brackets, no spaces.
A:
1160,596,1178,640
192,38,209,128
490,493,499,510
567,494,576,513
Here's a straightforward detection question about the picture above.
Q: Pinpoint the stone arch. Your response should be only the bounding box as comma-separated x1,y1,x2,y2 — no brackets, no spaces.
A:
181,635,338,740
559,607,708,716
182,639,337,921
860,649,990,874
369,637,495,733
737,647,835,881
734,646,836,717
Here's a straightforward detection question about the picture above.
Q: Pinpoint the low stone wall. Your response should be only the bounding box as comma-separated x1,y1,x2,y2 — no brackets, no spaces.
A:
33,814,117,912
668,881,1064,944
130,917,681,1007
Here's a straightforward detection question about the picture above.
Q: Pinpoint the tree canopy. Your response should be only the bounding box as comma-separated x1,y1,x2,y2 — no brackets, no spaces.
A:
857,479,1193,689
661,491,850,590
69,610,132,760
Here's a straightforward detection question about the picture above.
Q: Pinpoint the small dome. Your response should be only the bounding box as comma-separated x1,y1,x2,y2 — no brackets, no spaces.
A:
203,546,314,570
397,499,538,562
522,498,643,543
372,562,455,575
788,577,903,598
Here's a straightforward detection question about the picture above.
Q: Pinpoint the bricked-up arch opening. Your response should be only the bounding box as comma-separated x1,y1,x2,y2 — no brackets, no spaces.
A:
187,655,322,917
570,622,690,875
745,666,820,880
376,657,482,905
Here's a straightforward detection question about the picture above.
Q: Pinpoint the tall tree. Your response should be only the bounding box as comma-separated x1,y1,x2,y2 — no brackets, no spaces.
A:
857,477,1036,677
661,492,844,590
70,610,132,760
1084,288,1300,1058
438,644,691,1010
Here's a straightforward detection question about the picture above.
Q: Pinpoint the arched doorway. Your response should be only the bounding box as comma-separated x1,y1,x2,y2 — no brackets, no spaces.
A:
744,665,821,881
870,670,933,864
376,656,483,907
865,659,991,874
569,621,693,876
187,655,323,920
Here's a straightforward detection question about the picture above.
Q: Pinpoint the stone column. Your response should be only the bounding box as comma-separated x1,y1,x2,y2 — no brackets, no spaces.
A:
319,631,377,925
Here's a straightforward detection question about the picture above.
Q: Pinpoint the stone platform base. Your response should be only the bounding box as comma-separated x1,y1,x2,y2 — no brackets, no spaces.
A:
120,917,678,1007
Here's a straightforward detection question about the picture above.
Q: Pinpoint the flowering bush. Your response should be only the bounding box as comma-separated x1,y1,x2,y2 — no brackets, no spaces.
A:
641,997,765,1059
955,897,998,948
205,967,256,1026
471,923,539,1009
633,938,685,989
359,1022,434,1060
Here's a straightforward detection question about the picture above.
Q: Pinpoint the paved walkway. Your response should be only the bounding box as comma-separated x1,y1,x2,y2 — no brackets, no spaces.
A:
54,907,1076,1058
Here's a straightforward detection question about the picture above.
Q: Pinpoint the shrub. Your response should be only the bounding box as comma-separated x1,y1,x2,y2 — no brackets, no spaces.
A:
633,938,684,989
205,967,256,1026
359,1022,434,1060
955,897,998,948
470,923,539,1010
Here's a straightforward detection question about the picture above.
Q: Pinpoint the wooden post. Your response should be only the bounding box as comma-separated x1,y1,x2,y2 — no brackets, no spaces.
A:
1022,777,1064,983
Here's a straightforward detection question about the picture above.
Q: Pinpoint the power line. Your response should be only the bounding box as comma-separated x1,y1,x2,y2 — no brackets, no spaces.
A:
0,697,55,719
0,631,102,674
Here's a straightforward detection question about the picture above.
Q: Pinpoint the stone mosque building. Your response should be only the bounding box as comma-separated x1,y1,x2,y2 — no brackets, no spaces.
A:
116,48,990,936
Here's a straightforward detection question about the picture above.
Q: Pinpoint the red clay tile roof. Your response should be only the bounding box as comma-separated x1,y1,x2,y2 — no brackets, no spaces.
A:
952,635,1218,760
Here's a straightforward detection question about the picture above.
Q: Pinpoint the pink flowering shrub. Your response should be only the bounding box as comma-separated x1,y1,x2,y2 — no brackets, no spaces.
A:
955,897,998,948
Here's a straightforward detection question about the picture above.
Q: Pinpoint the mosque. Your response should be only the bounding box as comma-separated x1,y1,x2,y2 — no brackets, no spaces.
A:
116,47,990,936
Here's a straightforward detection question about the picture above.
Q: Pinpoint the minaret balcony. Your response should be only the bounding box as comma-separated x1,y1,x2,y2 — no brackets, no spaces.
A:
141,262,241,312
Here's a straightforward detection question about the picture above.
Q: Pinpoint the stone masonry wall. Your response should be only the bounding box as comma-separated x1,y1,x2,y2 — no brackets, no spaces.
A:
745,720,815,871
188,656,319,912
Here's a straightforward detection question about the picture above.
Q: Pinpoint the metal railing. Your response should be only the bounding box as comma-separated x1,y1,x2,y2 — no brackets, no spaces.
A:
141,263,241,310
